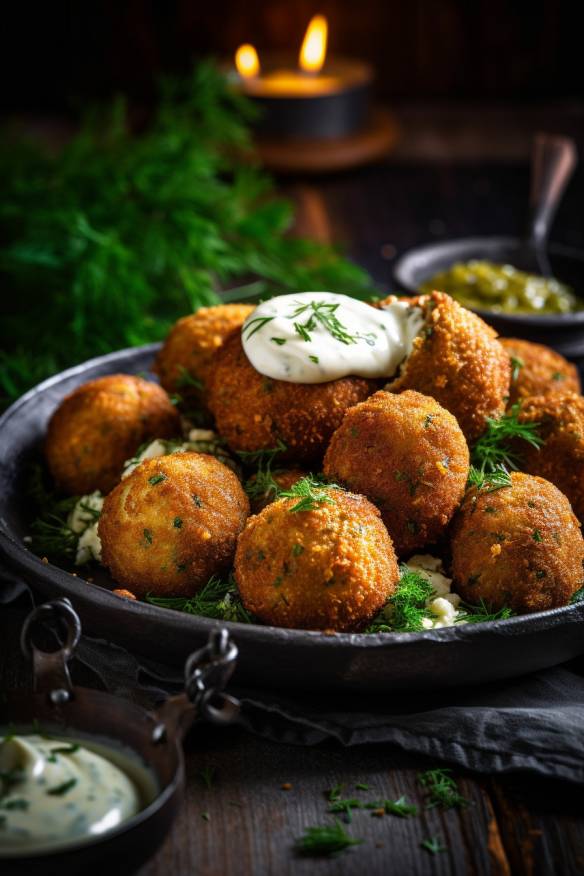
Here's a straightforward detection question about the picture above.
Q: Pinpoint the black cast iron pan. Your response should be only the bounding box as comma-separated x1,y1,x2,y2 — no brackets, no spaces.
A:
1,345,584,695
0,598,240,876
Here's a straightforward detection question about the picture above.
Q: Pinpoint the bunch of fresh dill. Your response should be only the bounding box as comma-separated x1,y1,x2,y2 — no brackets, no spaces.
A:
0,62,373,410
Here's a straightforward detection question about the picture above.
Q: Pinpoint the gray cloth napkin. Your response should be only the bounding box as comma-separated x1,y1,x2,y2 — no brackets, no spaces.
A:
4,572,584,784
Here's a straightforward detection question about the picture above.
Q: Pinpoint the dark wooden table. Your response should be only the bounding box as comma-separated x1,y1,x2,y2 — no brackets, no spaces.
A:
3,601,584,876
3,142,584,875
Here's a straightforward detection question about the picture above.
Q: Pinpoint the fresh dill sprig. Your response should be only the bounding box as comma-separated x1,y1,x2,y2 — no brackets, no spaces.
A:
237,440,287,468
288,300,360,346
295,820,363,857
510,356,524,383
467,465,512,493
571,586,584,604
418,768,468,810
470,404,543,479
458,599,514,624
280,476,340,513
145,573,252,623
239,440,287,502
365,565,435,633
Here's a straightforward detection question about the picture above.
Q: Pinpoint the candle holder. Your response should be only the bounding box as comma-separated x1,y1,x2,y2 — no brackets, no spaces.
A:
227,15,399,174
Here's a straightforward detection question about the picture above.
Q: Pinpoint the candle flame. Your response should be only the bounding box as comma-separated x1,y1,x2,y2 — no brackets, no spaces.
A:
235,44,260,79
299,14,328,74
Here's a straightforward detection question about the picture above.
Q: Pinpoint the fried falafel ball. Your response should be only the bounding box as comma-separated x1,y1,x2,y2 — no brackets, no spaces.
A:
451,471,584,613
99,452,249,597
500,337,580,407
378,292,510,443
154,304,255,401
517,393,584,521
246,467,307,514
45,375,181,496
323,390,469,556
234,488,398,631
207,331,377,465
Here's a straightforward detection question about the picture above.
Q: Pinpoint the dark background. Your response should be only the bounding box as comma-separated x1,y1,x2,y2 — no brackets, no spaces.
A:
2,0,582,114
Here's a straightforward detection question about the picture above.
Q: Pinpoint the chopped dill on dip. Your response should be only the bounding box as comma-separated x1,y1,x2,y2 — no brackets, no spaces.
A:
241,292,424,384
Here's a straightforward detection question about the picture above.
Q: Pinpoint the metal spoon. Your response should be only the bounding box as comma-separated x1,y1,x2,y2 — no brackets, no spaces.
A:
520,132,578,277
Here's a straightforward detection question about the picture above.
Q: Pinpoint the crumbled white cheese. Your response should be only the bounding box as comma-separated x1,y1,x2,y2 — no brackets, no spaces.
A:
67,492,104,565
405,554,465,629
121,432,238,479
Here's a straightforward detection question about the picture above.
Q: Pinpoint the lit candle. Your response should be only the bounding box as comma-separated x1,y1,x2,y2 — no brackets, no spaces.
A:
229,14,373,140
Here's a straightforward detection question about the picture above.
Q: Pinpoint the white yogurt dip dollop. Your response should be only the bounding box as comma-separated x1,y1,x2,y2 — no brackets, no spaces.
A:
241,292,424,384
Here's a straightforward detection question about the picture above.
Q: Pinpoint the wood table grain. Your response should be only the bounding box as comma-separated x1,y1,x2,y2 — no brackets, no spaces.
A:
3,157,584,875
3,591,584,874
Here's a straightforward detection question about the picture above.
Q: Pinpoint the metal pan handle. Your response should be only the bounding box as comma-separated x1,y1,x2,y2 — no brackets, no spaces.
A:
20,597,81,703
151,628,241,743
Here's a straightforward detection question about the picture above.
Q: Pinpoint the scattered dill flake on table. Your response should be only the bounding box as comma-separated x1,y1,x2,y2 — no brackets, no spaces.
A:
328,797,362,823
421,836,447,855
418,768,468,810
199,766,216,790
201,812,210,822
355,783,370,791
365,797,418,818
0,62,373,411
295,820,363,857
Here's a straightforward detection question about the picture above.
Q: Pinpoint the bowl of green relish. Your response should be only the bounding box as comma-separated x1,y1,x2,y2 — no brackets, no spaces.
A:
394,236,584,357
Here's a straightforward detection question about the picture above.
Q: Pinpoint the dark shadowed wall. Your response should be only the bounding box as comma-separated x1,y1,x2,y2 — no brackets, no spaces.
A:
2,0,581,114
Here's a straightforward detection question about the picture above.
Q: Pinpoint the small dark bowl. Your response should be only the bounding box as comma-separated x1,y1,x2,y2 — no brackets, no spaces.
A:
394,236,584,358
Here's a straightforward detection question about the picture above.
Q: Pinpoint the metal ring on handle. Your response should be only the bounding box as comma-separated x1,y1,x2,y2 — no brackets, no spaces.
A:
20,598,81,661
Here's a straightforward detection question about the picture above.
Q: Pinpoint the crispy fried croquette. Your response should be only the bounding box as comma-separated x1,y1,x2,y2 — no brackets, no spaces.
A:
451,471,584,613
99,452,249,597
155,303,255,399
517,393,584,521
207,332,377,464
234,488,399,631
45,374,180,495
378,292,510,443
500,337,580,407
323,390,469,556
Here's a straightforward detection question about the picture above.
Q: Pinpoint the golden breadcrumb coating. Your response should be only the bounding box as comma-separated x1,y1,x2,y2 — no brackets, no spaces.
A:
45,374,180,495
378,292,510,443
500,337,580,407
324,390,469,556
451,471,584,613
99,452,249,598
518,393,584,521
207,331,377,465
155,303,255,399
235,489,398,631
